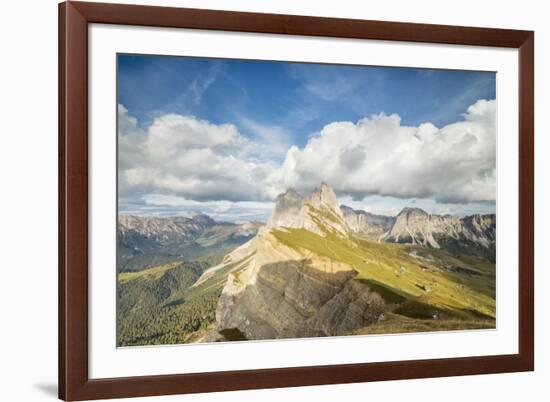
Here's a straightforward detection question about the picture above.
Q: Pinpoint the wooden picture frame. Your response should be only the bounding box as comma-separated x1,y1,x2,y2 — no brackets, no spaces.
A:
59,1,534,400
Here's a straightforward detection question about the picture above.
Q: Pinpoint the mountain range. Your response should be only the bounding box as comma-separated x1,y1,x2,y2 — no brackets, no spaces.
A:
342,204,495,261
117,213,262,272
116,183,496,346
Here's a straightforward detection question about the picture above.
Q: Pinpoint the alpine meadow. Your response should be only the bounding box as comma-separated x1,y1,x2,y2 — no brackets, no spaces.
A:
116,54,497,346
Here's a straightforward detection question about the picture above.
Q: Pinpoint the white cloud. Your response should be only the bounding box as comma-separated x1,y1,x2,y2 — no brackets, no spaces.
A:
188,63,222,105
118,107,279,202
238,117,292,160
119,99,496,206
272,99,496,203
118,105,147,195
145,114,249,156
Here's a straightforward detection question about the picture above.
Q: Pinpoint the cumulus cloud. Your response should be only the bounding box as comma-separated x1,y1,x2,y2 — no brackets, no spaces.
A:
118,104,146,178
273,99,496,203
119,99,496,205
118,106,279,202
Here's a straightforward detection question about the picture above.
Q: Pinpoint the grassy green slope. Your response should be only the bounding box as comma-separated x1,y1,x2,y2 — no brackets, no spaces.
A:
272,224,495,327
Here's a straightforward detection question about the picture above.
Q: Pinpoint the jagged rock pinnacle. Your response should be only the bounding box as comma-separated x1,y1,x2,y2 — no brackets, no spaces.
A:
267,182,348,236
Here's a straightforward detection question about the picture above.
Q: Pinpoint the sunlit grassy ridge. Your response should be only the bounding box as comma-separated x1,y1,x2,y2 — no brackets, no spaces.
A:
349,312,495,335
305,203,344,227
118,261,182,283
272,225,495,322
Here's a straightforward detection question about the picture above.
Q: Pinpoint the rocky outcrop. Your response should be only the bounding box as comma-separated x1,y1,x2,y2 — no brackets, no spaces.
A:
460,214,496,247
268,189,305,229
267,182,349,237
216,260,385,340
206,183,387,341
341,205,395,238
213,230,385,340
383,207,496,251
307,182,342,215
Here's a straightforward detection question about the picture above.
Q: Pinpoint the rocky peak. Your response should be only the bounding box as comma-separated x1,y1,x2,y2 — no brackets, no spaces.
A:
267,183,349,237
341,205,395,238
268,188,305,230
463,213,496,228
460,214,496,245
386,207,449,248
187,213,216,226
275,188,304,211
383,207,496,253
397,207,429,219
306,182,341,215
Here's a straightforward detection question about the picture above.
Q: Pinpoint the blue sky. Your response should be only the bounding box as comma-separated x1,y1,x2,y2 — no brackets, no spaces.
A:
118,54,496,221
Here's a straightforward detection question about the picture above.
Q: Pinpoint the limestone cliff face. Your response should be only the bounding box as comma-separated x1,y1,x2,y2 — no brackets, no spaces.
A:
341,205,395,238
460,214,496,247
307,182,341,214
267,183,349,237
216,261,385,340
267,189,305,230
383,207,496,250
205,183,386,341
213,231,385,341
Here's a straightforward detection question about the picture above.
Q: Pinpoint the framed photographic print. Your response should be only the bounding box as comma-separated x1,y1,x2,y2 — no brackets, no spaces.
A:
59,1,534,400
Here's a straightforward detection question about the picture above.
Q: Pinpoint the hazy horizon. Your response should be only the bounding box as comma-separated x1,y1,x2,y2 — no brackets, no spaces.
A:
118,182,496,223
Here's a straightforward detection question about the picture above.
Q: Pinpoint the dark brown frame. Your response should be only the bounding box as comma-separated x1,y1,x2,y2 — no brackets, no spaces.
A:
59,1,534,400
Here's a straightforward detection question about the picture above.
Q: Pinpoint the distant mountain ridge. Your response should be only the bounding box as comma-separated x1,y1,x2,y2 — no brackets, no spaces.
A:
381,207,495,259
340,205,395,237
266,185,495,255
117,214,263,272
119,214,217,243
